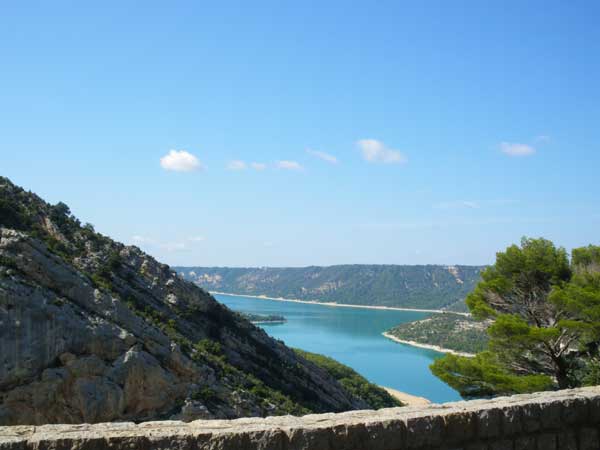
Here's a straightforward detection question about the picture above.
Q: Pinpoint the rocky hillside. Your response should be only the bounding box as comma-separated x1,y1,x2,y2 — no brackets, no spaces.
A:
0,177,398,425
176,265,484,311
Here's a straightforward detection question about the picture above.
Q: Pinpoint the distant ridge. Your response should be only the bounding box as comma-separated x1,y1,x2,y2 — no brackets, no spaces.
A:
175,265,484,311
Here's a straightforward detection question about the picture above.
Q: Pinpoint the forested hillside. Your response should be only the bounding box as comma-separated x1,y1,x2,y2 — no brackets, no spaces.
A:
176,265,484,310
387,313,490,354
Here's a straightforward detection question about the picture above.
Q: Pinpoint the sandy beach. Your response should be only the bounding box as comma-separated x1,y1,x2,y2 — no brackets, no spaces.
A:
382,332,475,357
211,291,470,316
380,386,431,407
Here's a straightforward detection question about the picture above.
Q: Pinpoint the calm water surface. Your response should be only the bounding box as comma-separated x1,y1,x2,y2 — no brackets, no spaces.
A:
215,294,461,403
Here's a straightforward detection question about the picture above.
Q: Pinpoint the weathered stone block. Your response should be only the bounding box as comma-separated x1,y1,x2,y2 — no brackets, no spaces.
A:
465,442,488,450
520,403,541,433
514,435,536,450
208,432,252,450
557,431,577,450
489,439,513,450
255,429,289,450
376,420,405,450
288,427,331,450
502,406,522,436
589,396,600,423
444,411,476,444
579,427,599,450
535,433,556,450
561,397,589,425
143,434,202,450
0,440,27,450
404,415,444,448
538,400,561,430
477,408,502,439
355,422,387,450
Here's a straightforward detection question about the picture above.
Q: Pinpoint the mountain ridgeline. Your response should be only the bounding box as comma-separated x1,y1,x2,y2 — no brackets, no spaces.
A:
176,265,484,311
0,176,399,425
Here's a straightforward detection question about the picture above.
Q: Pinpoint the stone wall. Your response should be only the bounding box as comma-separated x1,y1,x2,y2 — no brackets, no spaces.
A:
1,386,600,450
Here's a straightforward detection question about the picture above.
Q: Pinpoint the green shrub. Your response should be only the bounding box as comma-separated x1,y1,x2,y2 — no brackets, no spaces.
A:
195,338,223,356
192,387,218,403
294,349,403,408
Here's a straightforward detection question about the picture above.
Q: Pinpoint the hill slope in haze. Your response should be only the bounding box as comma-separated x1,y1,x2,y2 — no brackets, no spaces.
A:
0,176,398,425
176,265,483,311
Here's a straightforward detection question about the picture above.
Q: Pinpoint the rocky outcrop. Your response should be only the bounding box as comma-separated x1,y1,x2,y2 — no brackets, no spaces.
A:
2,386,600,450
0,177,374,425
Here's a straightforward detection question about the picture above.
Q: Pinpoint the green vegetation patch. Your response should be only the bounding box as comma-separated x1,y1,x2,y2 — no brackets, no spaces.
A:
191,338,309,416
294,349,403,409
239,312,286,323
388,313,489,354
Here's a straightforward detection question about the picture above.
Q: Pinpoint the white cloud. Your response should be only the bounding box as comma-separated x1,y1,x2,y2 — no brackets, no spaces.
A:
250,162,267,171
435,201,480,209
499,142,536,157
160,150,203,172
276,160,303,170
227,160,268,171
306,148,338,164
188,236,205,242
357,139,407,164
226,160,247,170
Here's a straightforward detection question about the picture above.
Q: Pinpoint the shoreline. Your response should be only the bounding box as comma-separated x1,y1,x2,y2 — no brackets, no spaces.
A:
382,332,475,357
249,320,286,325
211,291,470,316
379,386,431,407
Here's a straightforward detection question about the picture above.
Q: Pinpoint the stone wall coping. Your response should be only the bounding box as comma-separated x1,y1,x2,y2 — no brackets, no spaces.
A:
1,386,599,447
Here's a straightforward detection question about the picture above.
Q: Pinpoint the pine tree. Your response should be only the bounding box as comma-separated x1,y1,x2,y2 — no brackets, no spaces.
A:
431,238,600,397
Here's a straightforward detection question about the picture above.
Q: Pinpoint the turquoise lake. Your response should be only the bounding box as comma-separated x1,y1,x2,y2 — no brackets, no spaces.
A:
215,294,461,403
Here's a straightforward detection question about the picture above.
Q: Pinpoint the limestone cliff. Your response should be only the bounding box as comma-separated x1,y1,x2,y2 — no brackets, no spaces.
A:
0,177,378,425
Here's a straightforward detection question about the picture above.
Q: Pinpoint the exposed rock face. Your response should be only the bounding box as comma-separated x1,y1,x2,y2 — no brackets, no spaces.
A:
2,386,600,450
0,177,369,425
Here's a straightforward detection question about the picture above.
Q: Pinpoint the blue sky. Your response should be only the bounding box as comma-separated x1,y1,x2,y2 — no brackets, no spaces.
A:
1,1,599,266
